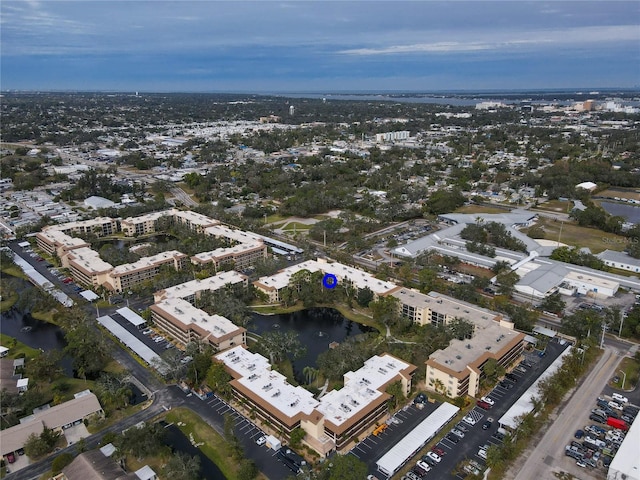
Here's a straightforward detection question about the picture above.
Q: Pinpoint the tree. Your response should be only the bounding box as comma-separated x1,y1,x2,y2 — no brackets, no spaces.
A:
289,427,306,449
64,322,110,379
117,422,165,459
356,286,374,307
322,453,368,480
205,361,233,399
238,459,259,480
385,380,405,411
24,427,61,459
259,330,306,364
162,452,201,480
26,350,63,383
539,292,566,315
51,453,74,475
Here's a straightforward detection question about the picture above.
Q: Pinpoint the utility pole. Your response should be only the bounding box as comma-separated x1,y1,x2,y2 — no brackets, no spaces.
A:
619,370,627,389
600,322,607,349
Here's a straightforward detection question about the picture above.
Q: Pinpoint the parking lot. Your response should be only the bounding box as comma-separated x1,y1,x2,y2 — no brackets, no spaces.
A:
351,339,570,479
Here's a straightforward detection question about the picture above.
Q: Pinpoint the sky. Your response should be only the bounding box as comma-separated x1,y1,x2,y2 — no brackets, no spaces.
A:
1,1,639,92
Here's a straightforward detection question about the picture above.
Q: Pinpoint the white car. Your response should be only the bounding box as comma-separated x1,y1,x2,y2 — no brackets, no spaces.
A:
416,460,432,472
451,428,465,438
478,448,487,459
481,396,495,406
612,393,628,404
425,451,441,463
463,415,477,426
608,401,624,411
256,436,267,446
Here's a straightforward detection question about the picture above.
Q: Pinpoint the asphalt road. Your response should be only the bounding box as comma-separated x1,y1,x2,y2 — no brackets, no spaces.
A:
510,347,622,480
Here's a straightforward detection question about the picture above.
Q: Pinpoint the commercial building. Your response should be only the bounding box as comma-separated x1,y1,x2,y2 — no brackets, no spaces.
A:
215,346,416,455
597,249,640,273
150,298,246,351
607,411,640,480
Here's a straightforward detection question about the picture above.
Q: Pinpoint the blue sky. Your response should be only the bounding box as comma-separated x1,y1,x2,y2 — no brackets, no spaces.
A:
1,1,639,92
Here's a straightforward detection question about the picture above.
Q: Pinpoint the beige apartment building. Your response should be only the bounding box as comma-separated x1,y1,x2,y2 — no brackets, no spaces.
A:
106,250,189,292
150,298,246,351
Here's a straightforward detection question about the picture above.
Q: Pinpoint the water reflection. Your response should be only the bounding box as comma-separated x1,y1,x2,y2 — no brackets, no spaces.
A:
250,307,375,383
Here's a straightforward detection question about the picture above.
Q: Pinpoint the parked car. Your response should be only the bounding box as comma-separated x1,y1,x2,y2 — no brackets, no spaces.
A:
256,436,267,446
481,396,495,406
425,451,441,463
446,433,460,443
482,418,494,430
415,460,432,473
431,446,445,457
7,452,15,463
612,393,628,404
451,428,465,438
574,429,584,439
609,401,624,411
477,400,491,410
478,448,487,459
463,415,477,425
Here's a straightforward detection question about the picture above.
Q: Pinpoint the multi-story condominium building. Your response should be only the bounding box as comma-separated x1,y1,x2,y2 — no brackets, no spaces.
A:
63,247,114,288
215,346,416,455
36,229,89,258
149,297,246,351
375,131,410,142
172,210,218,232
392,289,507,327
154,270,248,304
425,320,524,398
105,250,188,293
120,209,177,236
253,258,400,303
191,241,267,270
49,217,119,237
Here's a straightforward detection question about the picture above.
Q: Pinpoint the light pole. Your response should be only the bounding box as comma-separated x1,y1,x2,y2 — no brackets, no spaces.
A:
599,322,608,349
618,315,625,337
619,370,627,390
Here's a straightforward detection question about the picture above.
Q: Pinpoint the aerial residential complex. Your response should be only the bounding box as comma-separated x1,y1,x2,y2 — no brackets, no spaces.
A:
215,345,416,455
36,209,267,292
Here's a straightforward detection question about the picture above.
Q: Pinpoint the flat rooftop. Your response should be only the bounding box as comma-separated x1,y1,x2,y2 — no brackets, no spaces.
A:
153,298,243,339
204,224,262,244
68,247,114,273
429,320,523,373
156,270,248,301
38,229,88,249
192,241,264,263
110,250,186,275
121,208,178,224
174,210,218,228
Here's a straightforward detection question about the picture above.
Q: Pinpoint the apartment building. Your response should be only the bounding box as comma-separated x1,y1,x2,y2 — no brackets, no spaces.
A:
215,346,415,455
154,270,248,303
149,297,246,351
253,258,400,303
36,228,89,257
392,289,506,327
425,321,524,398
51,217,119,237
120,209,176,236
64,247,114,288
106,250,189,292
191,241,267,270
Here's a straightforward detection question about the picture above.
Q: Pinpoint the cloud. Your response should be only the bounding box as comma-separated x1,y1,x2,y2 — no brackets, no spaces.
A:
339,25,640,56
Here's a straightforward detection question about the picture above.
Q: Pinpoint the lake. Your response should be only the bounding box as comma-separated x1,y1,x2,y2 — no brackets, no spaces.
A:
250,307,376,383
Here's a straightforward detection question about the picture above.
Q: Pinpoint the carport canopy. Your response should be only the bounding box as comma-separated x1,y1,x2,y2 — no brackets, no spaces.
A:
376,402,459,477
533,326,556,338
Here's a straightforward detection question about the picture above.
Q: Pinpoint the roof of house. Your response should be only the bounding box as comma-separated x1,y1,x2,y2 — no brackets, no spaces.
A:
62,450,136,480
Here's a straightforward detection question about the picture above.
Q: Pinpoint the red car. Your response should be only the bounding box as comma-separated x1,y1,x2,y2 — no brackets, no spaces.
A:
7,452,15,463
477,400,492,410
63,278,73,283
431,446,445,456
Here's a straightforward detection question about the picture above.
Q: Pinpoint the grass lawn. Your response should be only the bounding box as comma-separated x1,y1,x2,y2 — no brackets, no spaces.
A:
610,356,639,390
0,293,19,312
1,266,27,279
454,205,510,215
164,408,245,480
528,217,624,253
282,222,311,231
533,199,572,213
31,309,59,324
266,213,287,224
251,303,305,315
0,333,41,359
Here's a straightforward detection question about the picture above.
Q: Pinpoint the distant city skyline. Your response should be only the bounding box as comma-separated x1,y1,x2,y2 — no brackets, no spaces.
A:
1,1,639,92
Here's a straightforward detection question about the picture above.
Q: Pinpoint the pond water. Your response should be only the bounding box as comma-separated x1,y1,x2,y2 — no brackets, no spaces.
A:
161,422,226,480
600,201,640,224
0,308,74,375
250,307,376,383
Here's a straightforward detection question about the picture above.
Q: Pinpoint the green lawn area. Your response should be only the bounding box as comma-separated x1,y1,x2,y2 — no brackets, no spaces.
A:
265,213,287,224
1,266,27,279
610,356,639,390
0,333,41,360
454,205,510,214
529,217,624,253
164,408,246,480
532,199,572,213
0,293,19,312
281,222,311,231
